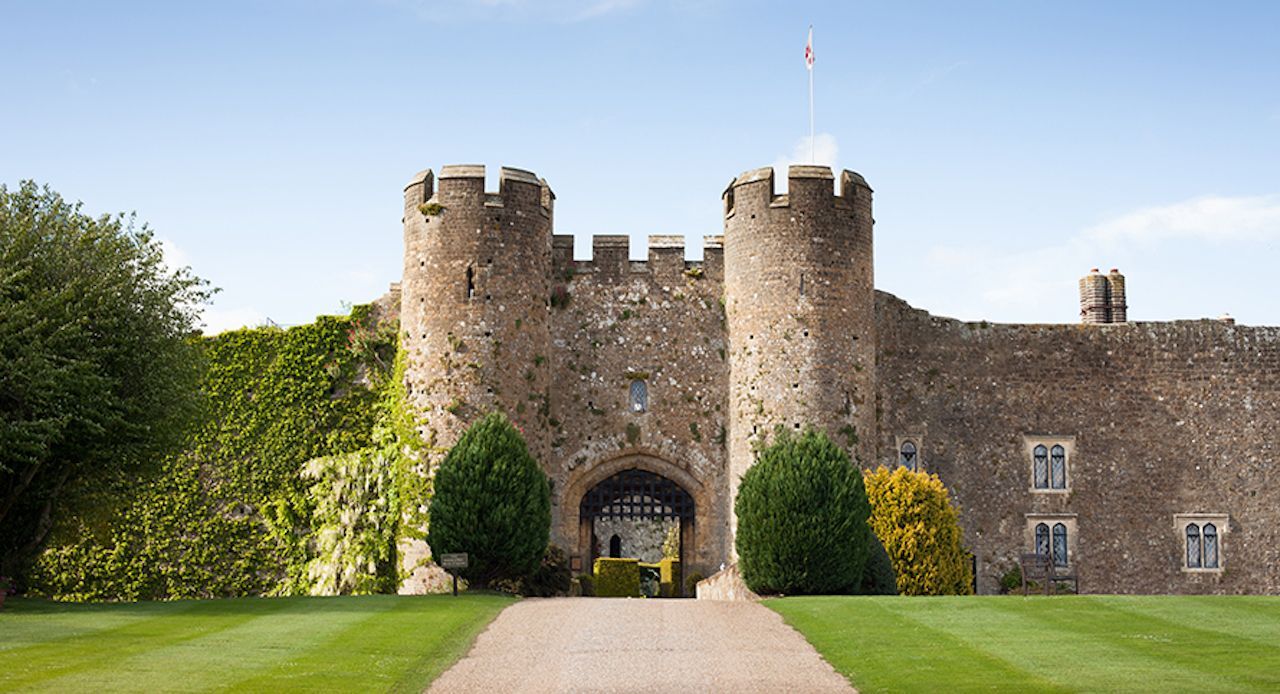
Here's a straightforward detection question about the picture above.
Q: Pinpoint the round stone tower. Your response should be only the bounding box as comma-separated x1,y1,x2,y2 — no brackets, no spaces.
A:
400,165,555,467
722,165,876,544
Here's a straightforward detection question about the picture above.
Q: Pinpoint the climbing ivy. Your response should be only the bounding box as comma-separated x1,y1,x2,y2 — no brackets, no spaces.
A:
29,305,424,601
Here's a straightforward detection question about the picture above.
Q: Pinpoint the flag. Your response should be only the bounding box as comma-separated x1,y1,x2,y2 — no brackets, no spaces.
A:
805,26,814,70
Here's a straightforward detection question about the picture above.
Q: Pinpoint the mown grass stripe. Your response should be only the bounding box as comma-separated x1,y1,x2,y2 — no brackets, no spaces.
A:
34,597,399,693
924,597,1243,692
224,594,511,693
0,594,514,693
768,597,1068,693
1101,595,1280,647
0,599,287,691
0,599,201,652
766,595,1280,694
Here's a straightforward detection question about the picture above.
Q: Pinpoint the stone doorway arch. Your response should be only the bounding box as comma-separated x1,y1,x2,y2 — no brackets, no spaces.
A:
562,451,712,582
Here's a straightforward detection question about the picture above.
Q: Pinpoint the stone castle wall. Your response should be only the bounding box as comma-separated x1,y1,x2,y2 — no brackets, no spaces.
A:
399,165,556,589
399,162,1280,595
875,291,1280,594
545,233,729,576
722,166,876,547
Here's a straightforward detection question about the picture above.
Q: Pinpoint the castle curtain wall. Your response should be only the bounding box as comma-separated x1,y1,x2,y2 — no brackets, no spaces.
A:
875,291,1280,594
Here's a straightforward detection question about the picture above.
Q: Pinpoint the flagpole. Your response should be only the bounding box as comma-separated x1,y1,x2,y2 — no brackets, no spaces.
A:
809,57,815,162
808,25,815,163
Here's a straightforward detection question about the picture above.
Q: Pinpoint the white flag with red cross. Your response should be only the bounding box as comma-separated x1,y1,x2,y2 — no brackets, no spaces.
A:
805,26,814,70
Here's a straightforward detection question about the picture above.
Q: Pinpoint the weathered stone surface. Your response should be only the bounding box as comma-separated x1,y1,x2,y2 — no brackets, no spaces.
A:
696,563,759,602
398,162,1280,595
876,292,1280,594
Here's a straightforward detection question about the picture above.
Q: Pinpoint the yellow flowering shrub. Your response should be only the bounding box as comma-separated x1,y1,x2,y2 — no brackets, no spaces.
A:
863,466,973,595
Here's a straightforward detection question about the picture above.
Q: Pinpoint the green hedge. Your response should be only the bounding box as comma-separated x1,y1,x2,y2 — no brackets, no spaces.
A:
29,305,426,600
593,558,640,597
659,558,681,597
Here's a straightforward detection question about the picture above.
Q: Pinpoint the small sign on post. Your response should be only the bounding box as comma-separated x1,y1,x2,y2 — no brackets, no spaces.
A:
440,553,468,596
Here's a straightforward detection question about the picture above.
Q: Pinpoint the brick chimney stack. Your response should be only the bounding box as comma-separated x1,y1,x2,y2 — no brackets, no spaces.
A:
1080,268,1127,324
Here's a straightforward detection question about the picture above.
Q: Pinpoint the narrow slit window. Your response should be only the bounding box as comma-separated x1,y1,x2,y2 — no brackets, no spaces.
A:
629,379,648,413
1033,445,1049,489
1050,445,1067,489
465,266,475,300
1052,523,1068,567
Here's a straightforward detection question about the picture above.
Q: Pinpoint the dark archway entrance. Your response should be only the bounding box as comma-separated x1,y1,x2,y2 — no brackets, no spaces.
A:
579,468,696,595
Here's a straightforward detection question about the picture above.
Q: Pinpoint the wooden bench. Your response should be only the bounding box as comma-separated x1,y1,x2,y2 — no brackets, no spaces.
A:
1019,553,1079,595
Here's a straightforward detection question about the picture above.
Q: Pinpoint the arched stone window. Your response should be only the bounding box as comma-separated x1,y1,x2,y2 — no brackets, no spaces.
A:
899,441,918,472
609,534,622,558
1050,445,1067,489
1176,514,1227,572
1035,523,1050,558
1203,523,1218,569
1186,523,1201,569
629,379,648,413
1052,523,1068,567
1033,445,1049,489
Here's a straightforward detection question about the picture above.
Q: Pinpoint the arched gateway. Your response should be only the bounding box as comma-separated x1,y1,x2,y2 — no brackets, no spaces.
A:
561,453,710,584
580,469,695,570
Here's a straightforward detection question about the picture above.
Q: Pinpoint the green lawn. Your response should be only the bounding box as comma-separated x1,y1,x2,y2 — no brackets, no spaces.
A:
0,593,513,693
767,595,1280,693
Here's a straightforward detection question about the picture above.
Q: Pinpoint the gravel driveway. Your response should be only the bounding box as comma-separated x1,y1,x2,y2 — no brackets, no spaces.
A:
428,598,854,693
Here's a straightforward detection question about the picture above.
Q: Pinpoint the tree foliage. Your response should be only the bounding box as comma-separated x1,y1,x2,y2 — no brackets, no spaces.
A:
734,428,873,595
28,308,406,600
0,182,212,574
863,466,973,596
860,532,899,595
427,412,550,588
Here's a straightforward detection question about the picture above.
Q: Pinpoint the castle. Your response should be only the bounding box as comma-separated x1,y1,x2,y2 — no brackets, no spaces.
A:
397,163,1280,595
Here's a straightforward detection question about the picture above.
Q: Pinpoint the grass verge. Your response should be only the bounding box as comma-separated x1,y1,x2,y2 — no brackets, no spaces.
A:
0,593,514,693
766,595,1280,693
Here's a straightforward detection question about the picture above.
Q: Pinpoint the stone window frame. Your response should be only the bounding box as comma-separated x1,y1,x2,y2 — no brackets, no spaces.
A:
1025,514,1078,567
895,434,924,472
1174,513,1229,574
629,379,649,413
1023,435,1075,494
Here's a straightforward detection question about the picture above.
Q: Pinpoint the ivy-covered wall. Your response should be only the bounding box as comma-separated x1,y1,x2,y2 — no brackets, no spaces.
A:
29,305,427,601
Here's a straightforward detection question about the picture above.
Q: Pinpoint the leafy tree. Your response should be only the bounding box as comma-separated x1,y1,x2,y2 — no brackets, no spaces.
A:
427,412,550,588
863,466,973,595
0,182,211,576
735,428,873,595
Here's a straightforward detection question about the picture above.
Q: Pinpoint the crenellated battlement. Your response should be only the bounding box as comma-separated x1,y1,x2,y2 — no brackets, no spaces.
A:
403,164,554,219
722,165,872,218
393,159,1280,598
549,234,725,284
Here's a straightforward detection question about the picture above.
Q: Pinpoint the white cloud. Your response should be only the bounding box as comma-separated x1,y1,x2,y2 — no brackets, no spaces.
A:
157,237,191,275
1085,194,1280,246
771,133,839,191
921,240,1087,320
914,193,1280,323
200,306,269,335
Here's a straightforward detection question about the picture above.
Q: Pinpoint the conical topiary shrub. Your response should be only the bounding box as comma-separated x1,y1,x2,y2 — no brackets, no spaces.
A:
427,412,550,588
734,428,873,595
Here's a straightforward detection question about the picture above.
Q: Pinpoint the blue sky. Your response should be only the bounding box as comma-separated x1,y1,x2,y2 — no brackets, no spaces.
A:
4,0,1278,330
